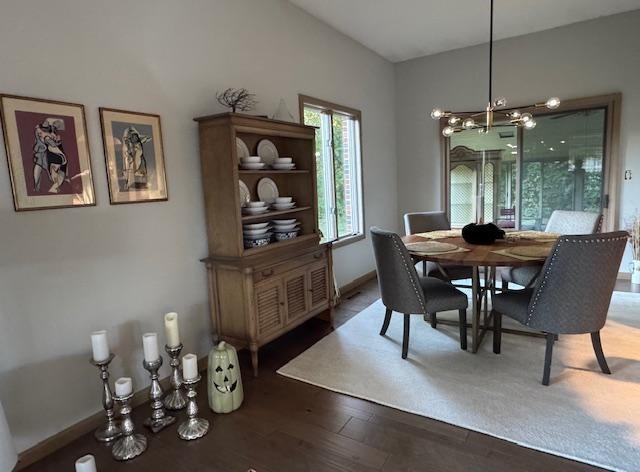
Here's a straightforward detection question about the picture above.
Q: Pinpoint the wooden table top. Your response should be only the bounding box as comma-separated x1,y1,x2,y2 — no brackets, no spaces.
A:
402,235,555,267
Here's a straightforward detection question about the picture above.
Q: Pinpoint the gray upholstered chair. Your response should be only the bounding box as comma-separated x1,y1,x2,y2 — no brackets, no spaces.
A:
492,231,627,385
370,227,468,358
403,211,472,282
500,210,602,289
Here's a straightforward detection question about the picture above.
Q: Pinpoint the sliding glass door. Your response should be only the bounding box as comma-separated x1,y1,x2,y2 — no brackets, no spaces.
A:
445,97,617,231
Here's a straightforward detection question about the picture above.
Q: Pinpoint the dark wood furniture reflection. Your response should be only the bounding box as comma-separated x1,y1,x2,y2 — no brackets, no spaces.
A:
195,113,334,376
402,234,554,353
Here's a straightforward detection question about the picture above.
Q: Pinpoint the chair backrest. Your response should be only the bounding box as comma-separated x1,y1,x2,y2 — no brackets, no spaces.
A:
404,211,450,235
527,231,627,334
545,210,601,234
370,227,427,314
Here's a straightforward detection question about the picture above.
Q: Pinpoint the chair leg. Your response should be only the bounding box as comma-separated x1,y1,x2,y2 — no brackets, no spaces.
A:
402,314,410,359
591,331,611,375
542,333,555,386
492,310,502,354
430,312,437,329
458,309,467,350
501,280,509,293
422,260,427,277
379,308,392,336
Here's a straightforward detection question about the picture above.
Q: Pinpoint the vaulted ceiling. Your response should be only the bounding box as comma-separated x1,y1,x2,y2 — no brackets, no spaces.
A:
289,0,640,62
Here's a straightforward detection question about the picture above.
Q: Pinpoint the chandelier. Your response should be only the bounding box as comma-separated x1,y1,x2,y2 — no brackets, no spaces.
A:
431,0,560,137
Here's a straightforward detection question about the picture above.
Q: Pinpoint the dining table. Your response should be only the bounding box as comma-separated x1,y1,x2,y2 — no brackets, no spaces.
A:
402,231,557,353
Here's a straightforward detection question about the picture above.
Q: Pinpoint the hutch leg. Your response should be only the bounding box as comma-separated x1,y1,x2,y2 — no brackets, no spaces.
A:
249,342,259,377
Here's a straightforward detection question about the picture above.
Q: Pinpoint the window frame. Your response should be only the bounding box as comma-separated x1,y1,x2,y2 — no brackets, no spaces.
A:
440,93,622,232
299,95,365,248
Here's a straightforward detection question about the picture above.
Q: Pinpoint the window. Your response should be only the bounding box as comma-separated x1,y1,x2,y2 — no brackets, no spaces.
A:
299,95,364,245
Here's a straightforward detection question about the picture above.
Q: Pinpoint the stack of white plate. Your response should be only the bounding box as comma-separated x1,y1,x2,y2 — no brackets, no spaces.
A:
240,155,266,170
242,201,269,215
271,157,296,170
271,218,301,241
243,222,272,248
272,196,296,211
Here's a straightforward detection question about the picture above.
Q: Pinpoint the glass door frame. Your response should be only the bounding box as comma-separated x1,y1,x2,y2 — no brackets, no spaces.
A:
440,93,622,231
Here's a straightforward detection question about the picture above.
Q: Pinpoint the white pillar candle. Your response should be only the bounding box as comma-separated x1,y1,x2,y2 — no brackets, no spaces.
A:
75,454,97,472
182,353,198,380
164,312,180,348
142,332,159,362
90,330,110,363
114,377,133,397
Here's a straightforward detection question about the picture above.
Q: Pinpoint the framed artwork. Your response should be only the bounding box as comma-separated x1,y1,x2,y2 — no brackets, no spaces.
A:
0,94,96,211
99,108,168,204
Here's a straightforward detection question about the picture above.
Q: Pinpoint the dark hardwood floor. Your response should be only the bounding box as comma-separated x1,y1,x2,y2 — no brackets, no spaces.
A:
24,278,630,471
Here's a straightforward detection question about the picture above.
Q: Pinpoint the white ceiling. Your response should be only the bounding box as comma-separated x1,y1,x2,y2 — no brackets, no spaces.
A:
289,0,640,62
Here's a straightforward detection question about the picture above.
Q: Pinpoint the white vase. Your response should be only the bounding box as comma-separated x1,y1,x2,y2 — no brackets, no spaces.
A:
632,260,640,285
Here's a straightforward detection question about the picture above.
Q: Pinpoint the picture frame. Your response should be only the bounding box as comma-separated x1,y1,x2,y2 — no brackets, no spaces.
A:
0,94,96,211
99,108,168,204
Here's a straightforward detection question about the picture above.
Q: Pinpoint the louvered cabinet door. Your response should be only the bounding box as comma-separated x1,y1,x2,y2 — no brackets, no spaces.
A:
307,260,330,312
254,279,284,338
283,268,309,324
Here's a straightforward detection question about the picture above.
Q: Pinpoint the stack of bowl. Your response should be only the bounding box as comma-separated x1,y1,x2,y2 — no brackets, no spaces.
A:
243,222,272,248
271,218,300,241
240,155,266,170
272,196,295,211
242,201,269,215
271,157,296,170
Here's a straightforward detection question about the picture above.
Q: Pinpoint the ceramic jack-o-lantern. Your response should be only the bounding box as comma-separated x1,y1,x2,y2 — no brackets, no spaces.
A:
207,341,244,413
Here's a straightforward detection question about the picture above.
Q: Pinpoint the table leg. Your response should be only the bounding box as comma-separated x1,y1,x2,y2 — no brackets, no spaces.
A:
472,266,480,353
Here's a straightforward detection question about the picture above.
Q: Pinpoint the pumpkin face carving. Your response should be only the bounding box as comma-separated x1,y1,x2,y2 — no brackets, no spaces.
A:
207,341,244,413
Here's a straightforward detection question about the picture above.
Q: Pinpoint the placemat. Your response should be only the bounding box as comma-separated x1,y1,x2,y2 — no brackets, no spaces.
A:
405,241,458,253
409,247,470,257
492,247,549,261
505,231,560,242
415,229,462,239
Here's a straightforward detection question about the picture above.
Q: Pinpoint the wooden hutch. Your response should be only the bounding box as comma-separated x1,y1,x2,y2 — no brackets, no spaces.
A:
195,113,334,376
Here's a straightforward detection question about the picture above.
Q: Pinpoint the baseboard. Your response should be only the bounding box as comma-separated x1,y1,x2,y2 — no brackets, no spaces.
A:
15,356,208,470
337,270,377,302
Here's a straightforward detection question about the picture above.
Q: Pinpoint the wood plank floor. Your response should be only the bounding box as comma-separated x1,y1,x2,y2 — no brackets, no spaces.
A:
24,278,629,471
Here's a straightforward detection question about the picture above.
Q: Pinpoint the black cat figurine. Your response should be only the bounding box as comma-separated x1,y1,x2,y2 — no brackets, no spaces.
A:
461,222,506,245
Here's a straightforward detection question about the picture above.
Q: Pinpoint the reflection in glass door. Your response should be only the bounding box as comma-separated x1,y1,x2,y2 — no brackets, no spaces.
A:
448,107,608,230
520,109,606,230
449,128,517,228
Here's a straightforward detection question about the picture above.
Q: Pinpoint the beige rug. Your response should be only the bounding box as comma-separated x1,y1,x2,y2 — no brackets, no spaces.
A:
278,291,640,471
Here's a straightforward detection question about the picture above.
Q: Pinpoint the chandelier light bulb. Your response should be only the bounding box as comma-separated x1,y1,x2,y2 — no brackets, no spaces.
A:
524,119,537,129
431,108,444,119
521,113,533,123
545,97,561,109
462,118,475,129
442,126,455,137
494,97,507,107
510,110,521,119
448,116,461,125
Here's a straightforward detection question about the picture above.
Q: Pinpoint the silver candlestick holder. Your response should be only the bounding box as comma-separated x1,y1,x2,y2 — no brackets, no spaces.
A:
142,357,176,433
178,375,210,440
112,392,147,461
90,354,122,443
163,344,187,410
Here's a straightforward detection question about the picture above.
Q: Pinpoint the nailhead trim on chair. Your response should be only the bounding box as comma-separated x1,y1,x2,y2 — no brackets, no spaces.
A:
526,234,628,325
390,234,428,314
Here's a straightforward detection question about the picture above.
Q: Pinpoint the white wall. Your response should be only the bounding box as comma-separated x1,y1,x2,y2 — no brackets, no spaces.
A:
0,0,396,452
396,10,640,269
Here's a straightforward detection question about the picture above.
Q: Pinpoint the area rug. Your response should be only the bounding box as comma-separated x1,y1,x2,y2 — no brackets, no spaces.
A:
278,291,640,471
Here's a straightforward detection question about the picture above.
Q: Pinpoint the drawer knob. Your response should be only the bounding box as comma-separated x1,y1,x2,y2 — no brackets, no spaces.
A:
313,253,322,259
262,269,274,277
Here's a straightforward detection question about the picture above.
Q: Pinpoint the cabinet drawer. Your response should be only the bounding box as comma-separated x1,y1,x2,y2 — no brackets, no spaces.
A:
253,249,326,283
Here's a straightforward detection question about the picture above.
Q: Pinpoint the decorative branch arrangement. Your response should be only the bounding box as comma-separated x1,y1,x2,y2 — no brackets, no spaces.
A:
629,212,640,260
216,88,257,113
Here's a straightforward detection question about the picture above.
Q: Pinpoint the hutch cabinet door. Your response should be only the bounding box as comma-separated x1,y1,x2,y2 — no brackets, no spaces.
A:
254,278,285,338
307,260,330,312
283,267,310,324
